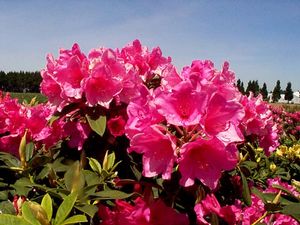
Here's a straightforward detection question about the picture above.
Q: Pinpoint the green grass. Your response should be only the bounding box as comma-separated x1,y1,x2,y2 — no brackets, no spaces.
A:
8,92,47,104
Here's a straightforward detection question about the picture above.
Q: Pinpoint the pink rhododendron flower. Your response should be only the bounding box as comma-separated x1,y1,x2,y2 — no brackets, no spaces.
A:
264,213,299,225
160,64,182,90
242,178,300,224
266,177,300,198
242,194,265,225
178,138,238,189
63,121,90,150
240,93,279,154
83,49,125,108
40,44,88,110
125,85,163,139
128,125,176,179
194,194,242,225
203,93,244,136
117,68,142,104
40,69,64,108
0,93,64,155
119,39,171,82
98,197,189,225
155,81,207,127
181,60,215,87
107,116,126,137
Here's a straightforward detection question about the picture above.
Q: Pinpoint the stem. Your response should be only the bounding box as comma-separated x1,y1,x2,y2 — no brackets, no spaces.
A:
189,130,203,142
174,125,184,136
186,124,199,140
252,211,268,225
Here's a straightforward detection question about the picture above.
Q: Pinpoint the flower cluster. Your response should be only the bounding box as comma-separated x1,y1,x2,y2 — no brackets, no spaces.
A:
272,106,300,141
98,197,189,225
276,144,300,160
242,178,299,225
40,40,170,111
239,93,279,155
194,177,300,224
0,92,63,155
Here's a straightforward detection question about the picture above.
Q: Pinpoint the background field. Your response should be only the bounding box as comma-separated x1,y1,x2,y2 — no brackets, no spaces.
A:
8,92,47,103
270,103,300,113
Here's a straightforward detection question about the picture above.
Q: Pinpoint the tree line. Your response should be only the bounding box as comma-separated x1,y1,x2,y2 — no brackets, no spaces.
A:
0,71,41,93
236,79,295,103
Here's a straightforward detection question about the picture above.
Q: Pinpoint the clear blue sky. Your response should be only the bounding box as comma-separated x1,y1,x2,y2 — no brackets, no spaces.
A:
0,1,299,90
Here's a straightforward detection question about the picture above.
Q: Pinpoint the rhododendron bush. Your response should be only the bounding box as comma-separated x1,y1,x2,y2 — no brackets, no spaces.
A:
0,40,299,225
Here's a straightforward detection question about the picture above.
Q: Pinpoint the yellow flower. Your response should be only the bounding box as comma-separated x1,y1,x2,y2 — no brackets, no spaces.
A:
276,144,300,160
269,162,276,172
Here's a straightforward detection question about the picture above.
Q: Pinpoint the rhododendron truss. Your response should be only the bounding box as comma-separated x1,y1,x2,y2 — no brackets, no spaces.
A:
0,92,64,155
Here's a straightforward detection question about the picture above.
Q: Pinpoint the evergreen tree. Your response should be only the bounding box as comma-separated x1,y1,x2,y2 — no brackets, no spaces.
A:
284,82,293,103
236,79,245,94
246,80,252,96
240,81,245,94
236,79,241,91
272,80,281,102
260,82,268,101
253,80,260,97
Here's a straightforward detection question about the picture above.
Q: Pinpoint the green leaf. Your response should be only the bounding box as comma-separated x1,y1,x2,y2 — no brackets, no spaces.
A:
74,204,98,218
41,194,52,222
0,191,8,201
130,165,142,181
25,142,34,162
60,215,87,225
252,187,267,204
281,203,300,222
0,214,32,225
86,115,106,136
12,178,32,196
271,184,300,201
83,170,101,186
36,166,51,180
0,201,16,214
106,152,116,171
22,202,42,225
239,167,252,206
91,190,133,200
64,161,85,193
252,188,296,206
51,157,69,172
18,131,28,168
48,115,59,126
54,192,77,225
102,151,116,171
0,152,20,168
88,157,102,174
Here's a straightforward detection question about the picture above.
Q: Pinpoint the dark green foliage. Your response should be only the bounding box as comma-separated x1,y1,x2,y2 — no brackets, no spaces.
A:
246,80,260,96
260,82,268,101
272,80,281,102
0,71,41,93
236,79,245,94
284,82,293,103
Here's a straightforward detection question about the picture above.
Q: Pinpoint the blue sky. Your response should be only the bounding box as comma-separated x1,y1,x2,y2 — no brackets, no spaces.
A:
0,1,299,90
